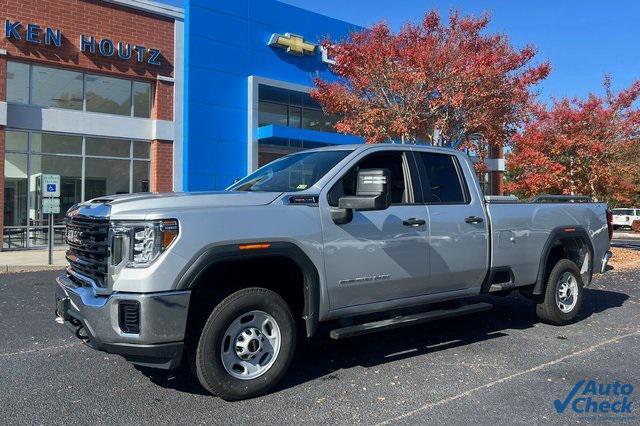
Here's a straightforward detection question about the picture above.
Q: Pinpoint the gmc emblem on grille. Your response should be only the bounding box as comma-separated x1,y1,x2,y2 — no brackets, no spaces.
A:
67,229,83,245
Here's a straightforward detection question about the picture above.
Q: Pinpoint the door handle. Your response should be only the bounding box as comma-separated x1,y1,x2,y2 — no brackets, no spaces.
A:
465,216,484,224
403,218,426,227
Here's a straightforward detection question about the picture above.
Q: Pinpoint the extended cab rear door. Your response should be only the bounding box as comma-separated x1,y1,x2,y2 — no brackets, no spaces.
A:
411,150,489,294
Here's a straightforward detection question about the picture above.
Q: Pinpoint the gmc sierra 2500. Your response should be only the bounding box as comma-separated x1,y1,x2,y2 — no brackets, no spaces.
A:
55,144,613,400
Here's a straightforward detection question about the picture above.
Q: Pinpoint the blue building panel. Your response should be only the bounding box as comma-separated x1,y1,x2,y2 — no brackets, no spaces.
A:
189,5,249,49
187,68,248,109
184,0,361,190
257,125,363,146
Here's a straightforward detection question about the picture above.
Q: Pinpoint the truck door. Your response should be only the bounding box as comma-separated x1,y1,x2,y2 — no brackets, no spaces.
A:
412,151,489,294
320,149,430,311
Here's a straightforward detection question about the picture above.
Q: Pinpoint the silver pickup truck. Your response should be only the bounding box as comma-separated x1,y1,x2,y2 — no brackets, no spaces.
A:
55,144,613,400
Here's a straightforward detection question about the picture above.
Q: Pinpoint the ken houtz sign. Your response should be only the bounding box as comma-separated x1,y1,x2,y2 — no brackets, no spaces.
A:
4,20,161,66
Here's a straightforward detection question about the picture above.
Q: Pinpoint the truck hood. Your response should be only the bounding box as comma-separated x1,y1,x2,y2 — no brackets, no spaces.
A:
83,191,283,218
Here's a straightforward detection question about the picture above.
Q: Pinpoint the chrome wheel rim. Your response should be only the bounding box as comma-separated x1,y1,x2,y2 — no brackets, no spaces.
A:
555,272,579,313
220,310,281,380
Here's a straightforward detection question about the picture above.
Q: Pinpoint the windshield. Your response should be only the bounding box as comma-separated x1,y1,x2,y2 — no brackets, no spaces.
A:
228,150,353,192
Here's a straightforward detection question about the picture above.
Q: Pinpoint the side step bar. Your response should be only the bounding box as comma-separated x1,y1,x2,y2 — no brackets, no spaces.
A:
489,283,516,293
329,302,493,340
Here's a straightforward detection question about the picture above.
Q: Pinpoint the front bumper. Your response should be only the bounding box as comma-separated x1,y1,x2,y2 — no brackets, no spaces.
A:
55,272,190,369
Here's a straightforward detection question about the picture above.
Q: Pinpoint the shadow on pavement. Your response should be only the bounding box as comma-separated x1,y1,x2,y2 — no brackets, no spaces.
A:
133,286,629,397
134,364,209,396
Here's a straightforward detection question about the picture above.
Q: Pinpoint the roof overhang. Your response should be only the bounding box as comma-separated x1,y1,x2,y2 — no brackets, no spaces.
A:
101,0,184,20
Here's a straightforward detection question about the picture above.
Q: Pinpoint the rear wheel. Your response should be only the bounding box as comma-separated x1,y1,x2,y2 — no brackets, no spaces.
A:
194,287,296,400
536,259,584,325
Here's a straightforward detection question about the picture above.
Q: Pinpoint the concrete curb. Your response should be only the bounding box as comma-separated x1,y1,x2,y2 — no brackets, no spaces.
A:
0,265,64,274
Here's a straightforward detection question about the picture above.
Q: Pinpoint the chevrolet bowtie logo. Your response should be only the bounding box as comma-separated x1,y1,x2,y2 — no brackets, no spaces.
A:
268,33,316,56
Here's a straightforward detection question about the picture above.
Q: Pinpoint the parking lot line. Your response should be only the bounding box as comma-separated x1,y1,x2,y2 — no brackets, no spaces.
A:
0,342,81,358
375,330,640,425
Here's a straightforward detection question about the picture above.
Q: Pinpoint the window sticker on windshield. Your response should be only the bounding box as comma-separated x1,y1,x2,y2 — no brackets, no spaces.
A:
296,184,308,190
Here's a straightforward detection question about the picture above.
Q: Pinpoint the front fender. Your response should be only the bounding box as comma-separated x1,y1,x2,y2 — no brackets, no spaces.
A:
172,241,321,337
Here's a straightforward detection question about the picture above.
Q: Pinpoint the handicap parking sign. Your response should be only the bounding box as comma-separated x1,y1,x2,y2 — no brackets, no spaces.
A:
41,174,61,197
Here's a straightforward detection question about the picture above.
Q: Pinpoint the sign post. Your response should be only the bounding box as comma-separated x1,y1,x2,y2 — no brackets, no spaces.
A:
42,174,61,265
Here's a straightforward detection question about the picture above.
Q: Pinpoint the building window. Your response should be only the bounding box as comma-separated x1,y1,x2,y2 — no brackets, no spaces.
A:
257,85,339,166
302,108,335,132
5,61,152,118
133,81,152,118
6,61,29,104
86,74,132,116
2,130,151,250
258,85,337,133
85,158,131,199
259,101,289,127
86,137,130,157
31,65,84,110
31,133,83,155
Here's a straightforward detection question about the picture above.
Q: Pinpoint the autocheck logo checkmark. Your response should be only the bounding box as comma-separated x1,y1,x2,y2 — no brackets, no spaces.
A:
554,380,585,413
555,380,634,416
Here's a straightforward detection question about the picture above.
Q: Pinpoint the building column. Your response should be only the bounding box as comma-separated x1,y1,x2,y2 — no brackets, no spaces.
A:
151,79,174,193
487,144,505,196
0,52,7,251
151,140,173,192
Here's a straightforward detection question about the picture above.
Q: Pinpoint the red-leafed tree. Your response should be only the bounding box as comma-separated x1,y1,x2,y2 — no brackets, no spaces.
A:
506,76,640,204
311,10,550,166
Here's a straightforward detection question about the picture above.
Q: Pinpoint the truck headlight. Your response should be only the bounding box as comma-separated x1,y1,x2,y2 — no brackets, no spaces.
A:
111,219,179,268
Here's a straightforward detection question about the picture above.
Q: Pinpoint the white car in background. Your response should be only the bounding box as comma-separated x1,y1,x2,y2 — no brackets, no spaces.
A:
612,208,640,229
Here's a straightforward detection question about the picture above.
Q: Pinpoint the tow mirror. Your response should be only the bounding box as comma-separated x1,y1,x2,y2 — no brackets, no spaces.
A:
338,169,391,211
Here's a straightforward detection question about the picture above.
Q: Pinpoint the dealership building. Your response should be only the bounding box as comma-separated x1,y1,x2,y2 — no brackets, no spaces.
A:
1,0,361,250
1,0,184,249
1,0,503,250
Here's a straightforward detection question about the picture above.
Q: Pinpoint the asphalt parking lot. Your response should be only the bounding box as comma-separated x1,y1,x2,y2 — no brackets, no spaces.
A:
1,267,639,425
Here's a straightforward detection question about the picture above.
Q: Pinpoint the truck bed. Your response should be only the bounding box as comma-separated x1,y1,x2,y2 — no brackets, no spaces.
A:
485,200,610,288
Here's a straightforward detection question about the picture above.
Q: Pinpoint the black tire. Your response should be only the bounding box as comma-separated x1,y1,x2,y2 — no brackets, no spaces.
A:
194,287,296,400
536,259,584,325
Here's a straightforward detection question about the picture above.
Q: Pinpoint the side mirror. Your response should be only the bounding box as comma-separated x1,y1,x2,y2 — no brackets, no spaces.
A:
338,168,391,212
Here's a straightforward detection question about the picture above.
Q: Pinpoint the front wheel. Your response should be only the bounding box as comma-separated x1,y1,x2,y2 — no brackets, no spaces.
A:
536,259,584,325
194,287,297,400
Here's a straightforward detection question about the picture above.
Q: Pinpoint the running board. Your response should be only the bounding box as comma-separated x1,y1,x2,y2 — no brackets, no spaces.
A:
329,302,493,340
489,282,516,292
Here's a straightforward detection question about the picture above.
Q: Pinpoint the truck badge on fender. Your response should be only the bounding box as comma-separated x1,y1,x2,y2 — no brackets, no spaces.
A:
339,274,391,286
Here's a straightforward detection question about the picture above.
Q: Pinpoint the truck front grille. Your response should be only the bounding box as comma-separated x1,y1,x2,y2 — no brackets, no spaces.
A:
65,216,110,288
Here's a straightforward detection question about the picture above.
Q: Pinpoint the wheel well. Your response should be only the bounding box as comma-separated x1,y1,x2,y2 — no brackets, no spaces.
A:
184,256,305,345
540,236,593,292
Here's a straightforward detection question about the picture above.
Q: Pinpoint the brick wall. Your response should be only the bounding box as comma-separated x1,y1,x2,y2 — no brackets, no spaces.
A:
1,54,6,250
151,140,173,192
0,0,175,122
0,0,175,80
153,80,174,121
